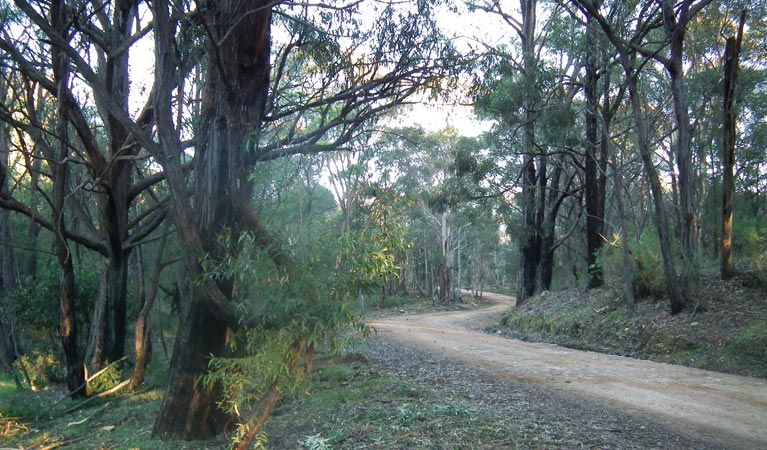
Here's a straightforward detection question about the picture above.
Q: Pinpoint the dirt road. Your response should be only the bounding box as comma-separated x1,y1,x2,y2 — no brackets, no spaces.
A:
367,291,767,449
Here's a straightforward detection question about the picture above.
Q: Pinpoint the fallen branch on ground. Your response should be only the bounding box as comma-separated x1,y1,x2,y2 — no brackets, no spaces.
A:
63,379,131,414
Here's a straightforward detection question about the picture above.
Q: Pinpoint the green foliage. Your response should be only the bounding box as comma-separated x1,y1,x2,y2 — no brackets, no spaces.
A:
9,261,100,333
198,227,400,446
10,267,61,331
729,320,767,360
733,202,767,258
12,349,65,390
601,231,667,300
0,375,46,420
87,362,123,393
302,433,333,450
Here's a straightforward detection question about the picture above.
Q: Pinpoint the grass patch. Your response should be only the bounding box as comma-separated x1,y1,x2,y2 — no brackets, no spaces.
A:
265,355,516,449
1,352,522,450
0,374,228,449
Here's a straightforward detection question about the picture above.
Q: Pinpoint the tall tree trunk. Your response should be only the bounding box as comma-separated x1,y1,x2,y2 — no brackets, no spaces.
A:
100,0,137,366
584,14,604,288
440,210,453,303
151,0,273,439
623,58,686,314
721,12,746,279
575,0,686,313
517,0,539,304
85,262,110,372
662,0,699,299
538,158,563,291
612,149,636,312
596,45,611,278
51,0,86,398
82,0,137,373
0,96,19,373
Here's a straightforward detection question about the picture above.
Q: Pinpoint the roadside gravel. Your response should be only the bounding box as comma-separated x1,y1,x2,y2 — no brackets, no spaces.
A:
368,335,740,450
366,335,732,450
362,289,767,450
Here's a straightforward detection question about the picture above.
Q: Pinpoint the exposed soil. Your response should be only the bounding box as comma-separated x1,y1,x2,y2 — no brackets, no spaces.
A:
366,292,767,450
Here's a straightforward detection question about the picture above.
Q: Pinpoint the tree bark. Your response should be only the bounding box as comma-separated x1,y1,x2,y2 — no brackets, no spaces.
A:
151,0,273,439
584,13,604,288
85,263,110,372
0,91,19,373
721,12,746,279
662,0,700,299
574,0,686,313
517,0,539,304
153,293,230,439
51,0,86,398
538,157,564,291
97,0,139,367
624,59,686,314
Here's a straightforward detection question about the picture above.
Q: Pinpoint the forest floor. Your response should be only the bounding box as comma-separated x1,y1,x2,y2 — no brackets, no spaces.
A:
2,276,766,449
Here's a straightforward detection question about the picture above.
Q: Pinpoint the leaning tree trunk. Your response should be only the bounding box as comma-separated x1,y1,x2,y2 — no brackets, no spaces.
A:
623,56,686,314
721,12,745,279
577,0,687,314
151,0,273,439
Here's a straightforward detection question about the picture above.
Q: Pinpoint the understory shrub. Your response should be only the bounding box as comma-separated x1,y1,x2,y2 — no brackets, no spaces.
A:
12,349,64,390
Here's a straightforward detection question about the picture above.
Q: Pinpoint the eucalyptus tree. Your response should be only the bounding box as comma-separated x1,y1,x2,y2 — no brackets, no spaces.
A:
473,0,542,303
421,130,482,303
2,0,458,435
655,0,715,297
570,0,759,313
0,0,170,395
577,2,621,288
721,12,746,279
146,0,460,441
372,126,488,303
0,75,17,374
474,1,587,299
325,141,371,233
